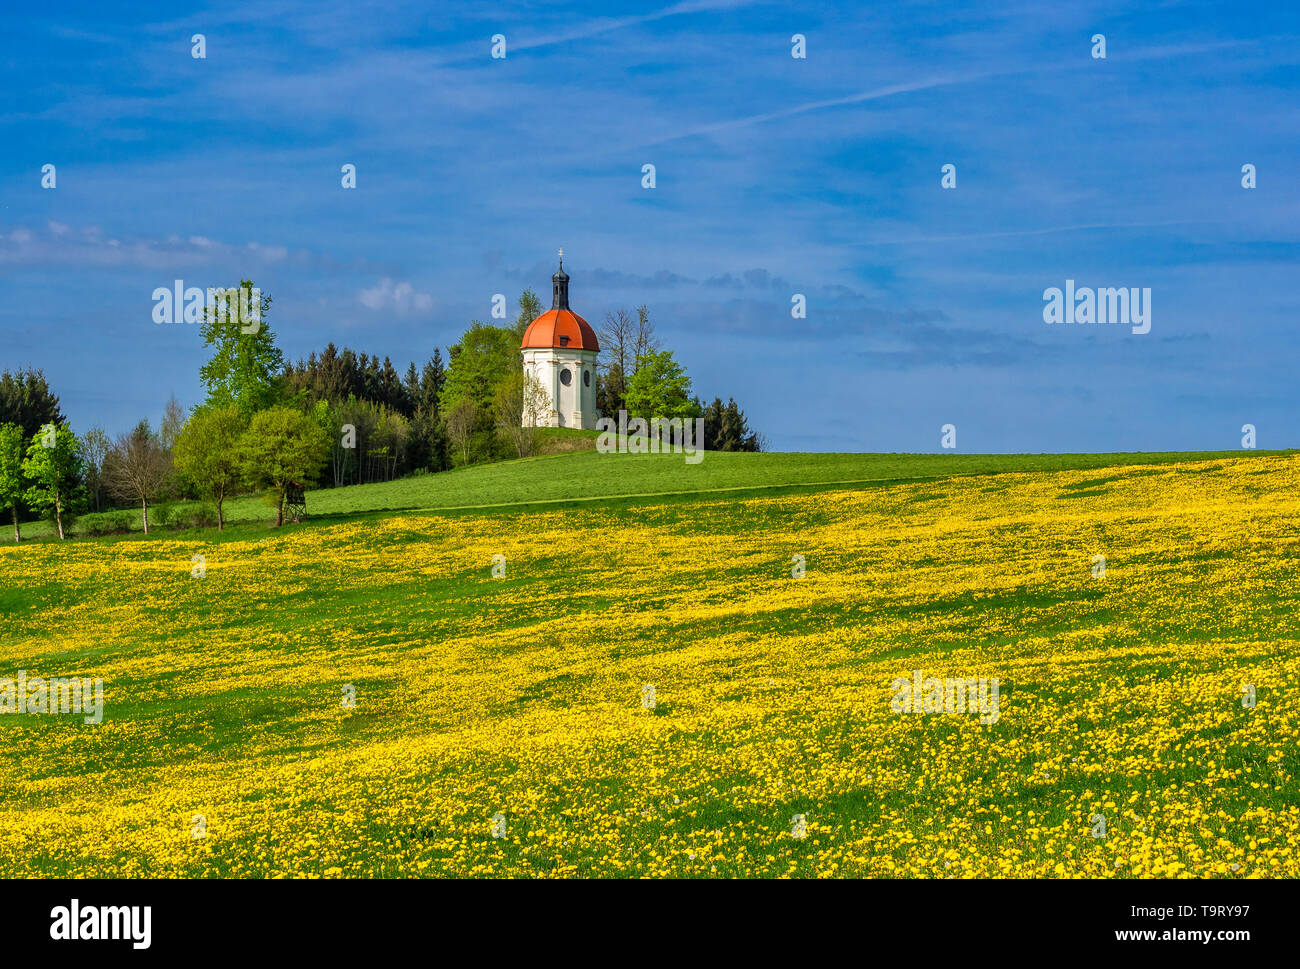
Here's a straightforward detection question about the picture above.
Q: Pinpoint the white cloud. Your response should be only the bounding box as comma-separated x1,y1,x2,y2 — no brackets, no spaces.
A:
0,222,327,270
357,277,433,315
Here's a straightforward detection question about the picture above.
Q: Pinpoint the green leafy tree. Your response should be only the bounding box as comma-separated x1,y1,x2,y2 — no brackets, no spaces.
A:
321,397,411,486
0,423,27,542
440,322,515,416
173,404,246,529
237,406,329,526
199,280,284,413
21,422,85,540
623,349,698,421
440,322,515,463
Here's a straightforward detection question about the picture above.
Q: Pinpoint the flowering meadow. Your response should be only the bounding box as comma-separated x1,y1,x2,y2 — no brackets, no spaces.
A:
1,455,1297,877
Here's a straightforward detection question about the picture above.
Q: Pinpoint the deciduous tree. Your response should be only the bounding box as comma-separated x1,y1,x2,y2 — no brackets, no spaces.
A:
80,426,109,512
445,397,477,466
173,404,246,529
102,421,171,534
0,423,27,542
441,323,514,462
236,406,329,526
597,309,634,416
623,349,697,421
21,422,85,540
199,280,283,413
160,394,186,451
494,371,549,458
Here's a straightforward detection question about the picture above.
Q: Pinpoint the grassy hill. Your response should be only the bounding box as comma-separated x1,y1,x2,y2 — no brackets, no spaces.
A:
1,451,1297,876
20,447,1295,540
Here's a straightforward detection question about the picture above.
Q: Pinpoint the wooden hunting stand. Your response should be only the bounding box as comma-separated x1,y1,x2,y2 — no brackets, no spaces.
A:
285,481,307,523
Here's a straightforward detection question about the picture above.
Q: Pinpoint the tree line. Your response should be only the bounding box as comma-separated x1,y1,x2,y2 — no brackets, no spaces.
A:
0,278,762,541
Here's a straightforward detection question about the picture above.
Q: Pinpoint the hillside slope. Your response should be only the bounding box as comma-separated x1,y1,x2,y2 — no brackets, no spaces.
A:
1,455,1297,876
221,448,1296,518
29,448,1295,538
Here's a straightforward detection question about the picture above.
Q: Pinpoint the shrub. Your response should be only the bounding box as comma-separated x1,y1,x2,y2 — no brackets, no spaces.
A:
83,511,135,536
173,506,218,530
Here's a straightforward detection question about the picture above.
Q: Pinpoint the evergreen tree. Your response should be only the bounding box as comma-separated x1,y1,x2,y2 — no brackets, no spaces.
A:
421,350,446,411
380,356,404,412
415,349,450,471
512,289,543,349
0,368,65,440
696,396,760,451
403,362,420,418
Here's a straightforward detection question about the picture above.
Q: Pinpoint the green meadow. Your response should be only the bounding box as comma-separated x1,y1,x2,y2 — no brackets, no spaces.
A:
1,449,1297,876
16,447,1292,541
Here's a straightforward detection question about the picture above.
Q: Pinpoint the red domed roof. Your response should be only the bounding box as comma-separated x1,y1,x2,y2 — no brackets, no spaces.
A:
521,309,600,352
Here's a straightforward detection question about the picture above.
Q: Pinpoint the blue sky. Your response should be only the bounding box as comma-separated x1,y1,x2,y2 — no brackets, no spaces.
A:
2,0,1297,452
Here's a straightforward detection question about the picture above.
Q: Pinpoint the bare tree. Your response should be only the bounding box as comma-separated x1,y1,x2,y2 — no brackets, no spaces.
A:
598,306,659,415
445,398,477,466
102,422,172,533
159,394,185,451
598,309,634,413
80,426,109,512
632,305,659,368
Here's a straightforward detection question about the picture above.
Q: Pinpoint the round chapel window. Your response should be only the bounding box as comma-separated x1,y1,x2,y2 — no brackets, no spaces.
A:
584,370,591,387
560,368,572,386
